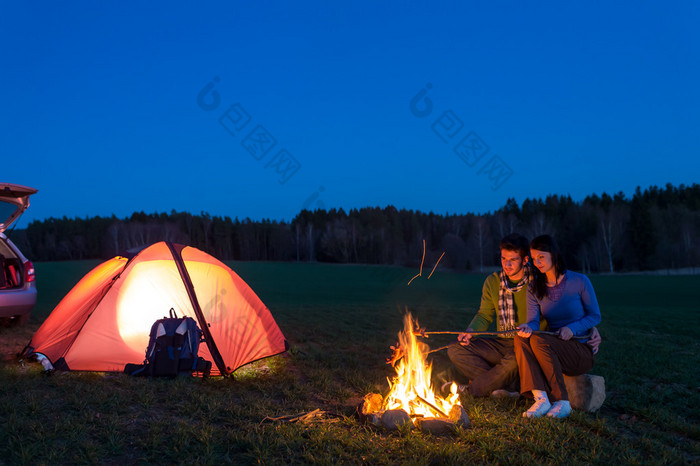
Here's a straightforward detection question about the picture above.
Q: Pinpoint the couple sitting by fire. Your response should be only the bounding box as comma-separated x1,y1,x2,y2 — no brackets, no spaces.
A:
443,233,601,419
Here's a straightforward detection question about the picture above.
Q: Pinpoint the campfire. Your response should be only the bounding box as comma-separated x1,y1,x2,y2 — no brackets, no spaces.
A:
360,313,470,433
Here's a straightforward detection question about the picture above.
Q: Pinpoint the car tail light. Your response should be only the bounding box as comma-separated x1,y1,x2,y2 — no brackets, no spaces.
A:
24,260,35,283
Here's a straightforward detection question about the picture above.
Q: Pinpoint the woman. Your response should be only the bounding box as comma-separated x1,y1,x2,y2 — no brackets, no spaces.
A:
515,235,601,419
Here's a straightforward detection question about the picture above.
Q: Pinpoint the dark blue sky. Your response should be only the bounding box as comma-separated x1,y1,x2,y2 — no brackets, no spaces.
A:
3,1,699,228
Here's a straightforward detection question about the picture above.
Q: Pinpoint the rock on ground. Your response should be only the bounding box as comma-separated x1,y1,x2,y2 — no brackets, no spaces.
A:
361,393,383,415
418,418,456,435
381,409,412,430
448,404,471,428
564,374,606,412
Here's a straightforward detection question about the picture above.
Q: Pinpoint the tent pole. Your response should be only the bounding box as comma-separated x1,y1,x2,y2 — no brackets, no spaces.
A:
166,242,229,376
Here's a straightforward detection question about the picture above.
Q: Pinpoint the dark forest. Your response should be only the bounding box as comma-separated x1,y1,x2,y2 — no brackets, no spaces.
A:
11,183,700,273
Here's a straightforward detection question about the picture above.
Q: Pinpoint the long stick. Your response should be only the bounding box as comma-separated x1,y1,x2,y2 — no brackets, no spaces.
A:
421,330,512,336
387,329,596,365
420,329,595,340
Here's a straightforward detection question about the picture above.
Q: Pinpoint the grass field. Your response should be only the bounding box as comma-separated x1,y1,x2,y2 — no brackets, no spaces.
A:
1,261,699,464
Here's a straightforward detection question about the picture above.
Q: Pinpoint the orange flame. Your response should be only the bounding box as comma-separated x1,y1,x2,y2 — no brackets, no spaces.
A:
382,313,461,421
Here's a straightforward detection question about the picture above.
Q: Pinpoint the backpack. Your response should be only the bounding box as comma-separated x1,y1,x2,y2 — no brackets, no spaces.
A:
124,308,212,377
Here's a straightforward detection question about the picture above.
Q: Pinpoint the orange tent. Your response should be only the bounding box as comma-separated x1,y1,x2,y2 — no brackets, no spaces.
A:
24,242,287,376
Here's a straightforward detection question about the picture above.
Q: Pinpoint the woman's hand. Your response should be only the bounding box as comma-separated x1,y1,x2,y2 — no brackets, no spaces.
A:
558,327,573,340
587,327,601,354
517,324,532,338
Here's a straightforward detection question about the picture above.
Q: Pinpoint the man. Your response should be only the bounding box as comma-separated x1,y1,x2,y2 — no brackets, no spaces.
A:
444,233,600,398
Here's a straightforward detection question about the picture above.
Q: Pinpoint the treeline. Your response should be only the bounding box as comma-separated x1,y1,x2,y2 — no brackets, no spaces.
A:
10,183,700,273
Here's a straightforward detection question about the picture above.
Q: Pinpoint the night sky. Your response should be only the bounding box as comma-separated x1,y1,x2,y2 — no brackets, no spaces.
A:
3,1,698,228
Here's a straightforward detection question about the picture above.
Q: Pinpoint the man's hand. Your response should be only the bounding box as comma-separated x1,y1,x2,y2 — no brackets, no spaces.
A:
587,327,601,354
457,328,475,346
516,324,532,338
558,327,573,341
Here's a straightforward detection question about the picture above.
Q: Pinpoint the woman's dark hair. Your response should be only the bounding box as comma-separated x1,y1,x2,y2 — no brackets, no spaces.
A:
499,233,530,259
530,235,567,300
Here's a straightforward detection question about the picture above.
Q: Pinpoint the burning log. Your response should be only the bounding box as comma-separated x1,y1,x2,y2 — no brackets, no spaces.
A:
413,390,447,418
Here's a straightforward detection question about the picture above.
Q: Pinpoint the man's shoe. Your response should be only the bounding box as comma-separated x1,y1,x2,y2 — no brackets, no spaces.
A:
546,400,572,419
522,397,552,418
491,389,520,399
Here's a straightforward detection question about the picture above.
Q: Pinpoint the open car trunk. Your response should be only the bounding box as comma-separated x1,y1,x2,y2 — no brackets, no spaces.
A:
0,240,25,289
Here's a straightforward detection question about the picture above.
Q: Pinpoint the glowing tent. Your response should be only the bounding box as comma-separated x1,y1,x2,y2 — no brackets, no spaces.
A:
24,242,287,376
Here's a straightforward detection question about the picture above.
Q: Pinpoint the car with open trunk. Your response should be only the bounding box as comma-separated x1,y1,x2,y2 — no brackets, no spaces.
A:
0,183,37,325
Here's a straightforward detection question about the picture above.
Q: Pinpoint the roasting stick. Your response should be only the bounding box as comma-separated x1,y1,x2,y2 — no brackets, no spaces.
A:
416,329,595,340
394,329,594,360
386,329,595,365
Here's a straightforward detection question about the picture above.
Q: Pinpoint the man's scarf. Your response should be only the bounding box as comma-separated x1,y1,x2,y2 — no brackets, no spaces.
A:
498,265,532,334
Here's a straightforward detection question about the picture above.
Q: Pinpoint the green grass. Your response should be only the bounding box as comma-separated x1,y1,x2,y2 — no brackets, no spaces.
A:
1,261,698,464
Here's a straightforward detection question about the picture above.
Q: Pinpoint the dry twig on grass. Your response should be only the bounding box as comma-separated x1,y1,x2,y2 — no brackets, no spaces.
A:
260,408,343,425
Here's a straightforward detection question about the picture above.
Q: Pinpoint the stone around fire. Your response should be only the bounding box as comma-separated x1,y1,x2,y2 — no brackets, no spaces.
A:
449,405,471,428
381,409,412,430
418,418,456,435
362,393,383,415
